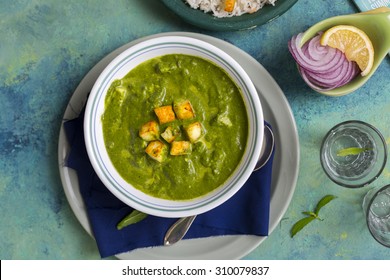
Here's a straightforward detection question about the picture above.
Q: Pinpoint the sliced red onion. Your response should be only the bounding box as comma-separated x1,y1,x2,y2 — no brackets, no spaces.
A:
304,59,350,85
288,34,342,72
288,32,360,91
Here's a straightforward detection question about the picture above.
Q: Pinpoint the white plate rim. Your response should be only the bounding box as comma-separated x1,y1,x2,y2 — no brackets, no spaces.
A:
58,32,300,259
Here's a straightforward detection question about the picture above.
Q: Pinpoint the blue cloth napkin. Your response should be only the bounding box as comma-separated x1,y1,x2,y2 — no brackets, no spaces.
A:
64,109,275,258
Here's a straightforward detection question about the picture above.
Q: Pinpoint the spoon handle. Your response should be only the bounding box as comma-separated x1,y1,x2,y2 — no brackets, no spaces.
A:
164,215,196,246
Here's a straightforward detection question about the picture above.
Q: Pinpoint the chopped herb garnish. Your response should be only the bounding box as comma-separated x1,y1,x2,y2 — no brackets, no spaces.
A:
336,147,372,157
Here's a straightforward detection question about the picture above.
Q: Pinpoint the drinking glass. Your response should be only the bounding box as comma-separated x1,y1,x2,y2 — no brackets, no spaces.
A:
362,184,390,247
320,120,387,188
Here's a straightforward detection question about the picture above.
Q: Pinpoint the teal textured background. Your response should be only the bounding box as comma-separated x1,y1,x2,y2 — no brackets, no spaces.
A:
0,0,389,259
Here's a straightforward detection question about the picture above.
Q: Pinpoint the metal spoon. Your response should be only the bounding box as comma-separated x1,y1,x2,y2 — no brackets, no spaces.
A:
163,124,275,246
253,124,275,171
299,7,390,96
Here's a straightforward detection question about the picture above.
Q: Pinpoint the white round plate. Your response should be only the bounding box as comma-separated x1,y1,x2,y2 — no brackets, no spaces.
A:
58,32,299,259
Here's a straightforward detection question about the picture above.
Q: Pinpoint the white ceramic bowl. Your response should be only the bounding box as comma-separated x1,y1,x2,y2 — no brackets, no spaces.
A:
84,36,264,218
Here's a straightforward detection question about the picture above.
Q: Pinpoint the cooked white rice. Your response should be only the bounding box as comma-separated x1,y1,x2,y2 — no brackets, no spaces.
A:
186,0,278,18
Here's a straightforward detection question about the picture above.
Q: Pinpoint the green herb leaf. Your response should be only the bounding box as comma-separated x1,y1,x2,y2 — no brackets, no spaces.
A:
290,195,337,238
314,195,337,215
290,216,316,238
117,210,148,230
336,147,372,157
302,211,317,218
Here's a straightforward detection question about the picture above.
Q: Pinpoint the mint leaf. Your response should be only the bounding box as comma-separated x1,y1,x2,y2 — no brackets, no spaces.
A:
117,210,148,230
290,216,316,237
290,195,337,238
336,147,372,157
314,195,337,215
302,211,317,218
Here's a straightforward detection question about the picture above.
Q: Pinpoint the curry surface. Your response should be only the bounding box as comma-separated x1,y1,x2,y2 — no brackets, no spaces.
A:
102,54,248,200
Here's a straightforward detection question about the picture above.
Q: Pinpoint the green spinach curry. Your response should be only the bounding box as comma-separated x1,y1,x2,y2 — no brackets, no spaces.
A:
102,54,248,200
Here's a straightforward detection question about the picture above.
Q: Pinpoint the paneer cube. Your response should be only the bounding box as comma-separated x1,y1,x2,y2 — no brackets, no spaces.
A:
154,105,176,124
184,122,203,143
173,100,195,120
145,140,167,162
170,141,192,156
217,114,232,127
139,121,159,141
161,126,180,143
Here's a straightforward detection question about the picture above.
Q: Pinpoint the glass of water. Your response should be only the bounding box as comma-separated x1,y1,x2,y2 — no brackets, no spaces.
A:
363,184,390,247
320,120,387,188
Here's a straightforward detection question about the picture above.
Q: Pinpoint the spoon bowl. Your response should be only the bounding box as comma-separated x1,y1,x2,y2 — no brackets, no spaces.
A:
254,125,275,171
300,7,390,96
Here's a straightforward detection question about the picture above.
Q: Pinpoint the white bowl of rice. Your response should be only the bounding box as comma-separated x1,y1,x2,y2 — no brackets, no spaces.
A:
161,0,297,31
186,0,278,18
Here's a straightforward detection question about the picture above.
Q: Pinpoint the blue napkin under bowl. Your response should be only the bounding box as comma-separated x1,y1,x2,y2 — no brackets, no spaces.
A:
64,109,275,258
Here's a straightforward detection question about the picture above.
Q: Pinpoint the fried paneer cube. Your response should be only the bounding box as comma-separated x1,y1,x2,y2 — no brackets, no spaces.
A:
161,126,180,143
173,100,195,120
184,122,203,143
145,140,167,162
170,141,192,156
139,121,159,141
154,105,176,124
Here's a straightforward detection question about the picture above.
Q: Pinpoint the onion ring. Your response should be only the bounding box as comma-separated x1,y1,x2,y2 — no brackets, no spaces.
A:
288,32,360,91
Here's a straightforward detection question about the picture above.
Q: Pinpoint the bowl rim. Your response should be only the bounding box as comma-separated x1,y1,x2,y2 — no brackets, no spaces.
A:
84,36,264,217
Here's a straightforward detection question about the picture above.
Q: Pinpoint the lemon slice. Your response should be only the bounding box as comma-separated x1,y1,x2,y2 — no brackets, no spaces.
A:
320,25,374,76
